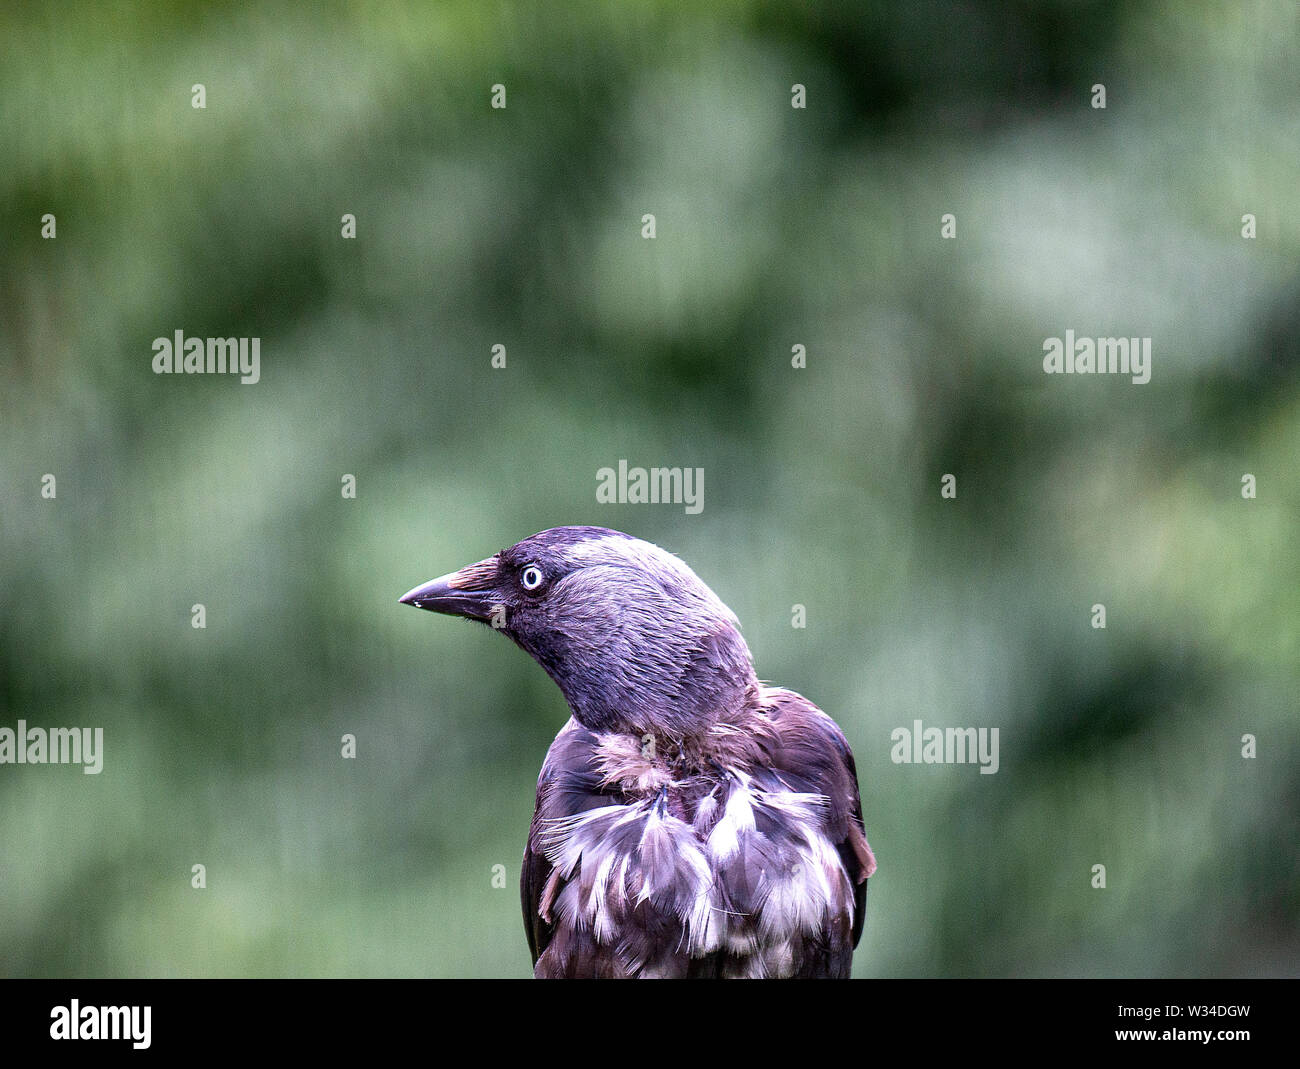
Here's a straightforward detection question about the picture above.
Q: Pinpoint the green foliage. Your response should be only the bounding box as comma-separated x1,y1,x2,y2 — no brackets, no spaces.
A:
1,1,1296,976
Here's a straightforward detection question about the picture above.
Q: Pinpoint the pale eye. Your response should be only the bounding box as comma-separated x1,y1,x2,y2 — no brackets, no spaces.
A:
520,564,544,591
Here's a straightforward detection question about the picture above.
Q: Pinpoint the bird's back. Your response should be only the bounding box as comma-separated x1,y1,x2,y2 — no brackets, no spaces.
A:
521,687,875,978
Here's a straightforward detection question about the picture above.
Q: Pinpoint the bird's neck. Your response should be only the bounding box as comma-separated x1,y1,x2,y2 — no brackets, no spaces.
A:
563,673,759,742
588,681,773,785
519,616,761,743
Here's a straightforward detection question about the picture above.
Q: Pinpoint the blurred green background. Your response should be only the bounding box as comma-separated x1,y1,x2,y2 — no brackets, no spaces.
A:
1,1,1296,977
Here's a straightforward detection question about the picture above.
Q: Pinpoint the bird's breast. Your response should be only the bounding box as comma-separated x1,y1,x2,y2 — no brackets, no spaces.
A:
535,757,855,978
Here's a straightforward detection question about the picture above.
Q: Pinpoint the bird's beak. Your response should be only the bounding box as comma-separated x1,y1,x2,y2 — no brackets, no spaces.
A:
398,556,501,622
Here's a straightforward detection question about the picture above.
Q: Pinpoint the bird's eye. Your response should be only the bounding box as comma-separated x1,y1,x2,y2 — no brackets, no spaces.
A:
520,564,545,591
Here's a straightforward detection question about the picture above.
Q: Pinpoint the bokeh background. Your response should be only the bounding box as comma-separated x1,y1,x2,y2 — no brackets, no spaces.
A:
1,1,1296,978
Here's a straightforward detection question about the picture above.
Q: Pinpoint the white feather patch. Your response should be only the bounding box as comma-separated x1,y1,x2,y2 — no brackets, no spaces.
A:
537,772,853,966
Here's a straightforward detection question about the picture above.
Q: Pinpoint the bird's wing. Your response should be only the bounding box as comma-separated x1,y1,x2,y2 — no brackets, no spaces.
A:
761,687,877,951
520,832,547,966
520,717,617,972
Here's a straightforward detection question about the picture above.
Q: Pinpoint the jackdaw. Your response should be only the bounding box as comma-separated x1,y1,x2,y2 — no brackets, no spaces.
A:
400,526,876,978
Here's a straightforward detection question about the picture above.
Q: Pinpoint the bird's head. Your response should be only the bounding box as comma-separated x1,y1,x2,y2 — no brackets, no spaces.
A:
400,526,758,739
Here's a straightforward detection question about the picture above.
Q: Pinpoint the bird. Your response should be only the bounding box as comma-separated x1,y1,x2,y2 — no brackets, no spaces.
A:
399,526,876,978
